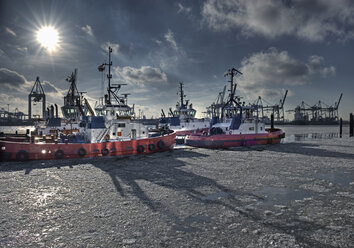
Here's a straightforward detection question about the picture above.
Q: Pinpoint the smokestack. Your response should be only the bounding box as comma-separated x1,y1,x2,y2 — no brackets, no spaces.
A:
55,104,58,118
50,105,54,119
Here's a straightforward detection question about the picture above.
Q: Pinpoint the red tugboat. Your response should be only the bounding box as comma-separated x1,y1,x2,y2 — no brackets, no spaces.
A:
0,47,176,162
185,68,284,148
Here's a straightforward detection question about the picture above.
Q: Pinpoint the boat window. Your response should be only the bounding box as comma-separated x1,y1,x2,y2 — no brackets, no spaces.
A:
118,123,125,127
260,127,262,130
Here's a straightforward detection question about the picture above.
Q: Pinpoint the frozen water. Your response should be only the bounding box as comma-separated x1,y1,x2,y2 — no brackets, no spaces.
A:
0,125,353,247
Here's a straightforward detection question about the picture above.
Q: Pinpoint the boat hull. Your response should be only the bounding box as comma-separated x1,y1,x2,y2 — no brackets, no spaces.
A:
0,132,176,162
185,129,285,148
175,127,209,136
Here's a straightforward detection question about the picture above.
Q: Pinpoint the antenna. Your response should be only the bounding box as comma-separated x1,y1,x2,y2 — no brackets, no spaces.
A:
177,82,185,107
98,47,113,104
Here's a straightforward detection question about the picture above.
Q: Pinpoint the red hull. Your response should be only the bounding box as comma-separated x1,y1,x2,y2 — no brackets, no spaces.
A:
185,129,285,148
0,132,176,162
175,128,209,136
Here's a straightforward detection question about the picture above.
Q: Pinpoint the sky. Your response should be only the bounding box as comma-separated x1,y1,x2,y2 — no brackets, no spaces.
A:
0,0,353,120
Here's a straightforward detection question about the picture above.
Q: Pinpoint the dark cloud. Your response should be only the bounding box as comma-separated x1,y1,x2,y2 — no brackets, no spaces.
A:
42,80,62,94
0,68,27,87
115,66,168,86
238,48,335,99
0,0,352,117
202,0,354,41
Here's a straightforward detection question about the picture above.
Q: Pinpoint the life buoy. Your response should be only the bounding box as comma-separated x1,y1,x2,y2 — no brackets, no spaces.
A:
157,140,166,150
101,148,109,156
78,147,87,157
16,150,28,161
55,150,65,159
137,145,145,153
148,143,156,151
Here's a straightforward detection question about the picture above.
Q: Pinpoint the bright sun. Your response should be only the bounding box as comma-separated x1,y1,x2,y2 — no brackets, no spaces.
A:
37,26,59,52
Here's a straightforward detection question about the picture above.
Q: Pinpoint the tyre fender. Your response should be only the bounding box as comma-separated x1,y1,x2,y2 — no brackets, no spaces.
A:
78,147,87,157
16,150,29,161
148,143,156,151
137,145,145,153
101,148,109,156
55,149,65,159
157,140,166,150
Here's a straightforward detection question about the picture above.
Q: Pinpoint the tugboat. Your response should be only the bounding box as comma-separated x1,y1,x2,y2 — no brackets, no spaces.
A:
0,47,176,162
160,82,210,137
185,68,284,148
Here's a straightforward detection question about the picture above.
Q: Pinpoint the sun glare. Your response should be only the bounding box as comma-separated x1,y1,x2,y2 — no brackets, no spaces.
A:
37,26,59,52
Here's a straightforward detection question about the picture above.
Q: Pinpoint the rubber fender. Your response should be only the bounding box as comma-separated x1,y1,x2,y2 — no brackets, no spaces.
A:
101,148,109,156
157,140,166,150
148,143,156,151
137,145,145,153
78,147,87,157
16,150,29,161
55,150,65,159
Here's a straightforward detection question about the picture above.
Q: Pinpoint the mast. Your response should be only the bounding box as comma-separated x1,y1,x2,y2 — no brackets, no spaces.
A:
179,82,184,107
107,47,112,104
224,68,242,98
221,68,243,119
177,82,187,107
98,46,128,106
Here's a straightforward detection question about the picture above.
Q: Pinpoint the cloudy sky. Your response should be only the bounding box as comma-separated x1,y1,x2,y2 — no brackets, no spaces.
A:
0,0,353,119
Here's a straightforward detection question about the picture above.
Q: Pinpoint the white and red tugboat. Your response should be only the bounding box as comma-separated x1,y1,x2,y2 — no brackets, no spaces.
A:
0,47,175,162
160,82,210,136
186,68,284,148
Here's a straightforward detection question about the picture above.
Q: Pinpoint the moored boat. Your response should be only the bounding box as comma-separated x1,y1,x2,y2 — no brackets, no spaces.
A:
186,128,284,148
0,47,176,162
185,68,285,148
0,130,175,161
160,82,209,136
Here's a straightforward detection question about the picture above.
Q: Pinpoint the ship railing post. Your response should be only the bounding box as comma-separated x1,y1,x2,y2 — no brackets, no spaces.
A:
350,113,353,137
271,113,274,130
339,118,342,138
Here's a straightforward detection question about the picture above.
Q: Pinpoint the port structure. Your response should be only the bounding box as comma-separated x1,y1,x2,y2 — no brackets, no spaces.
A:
28,76,46,120
206,68,244,120
287,93,343,124
61,69,95,122
252,90,288,123
0,107,27,122
206,85,227,118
